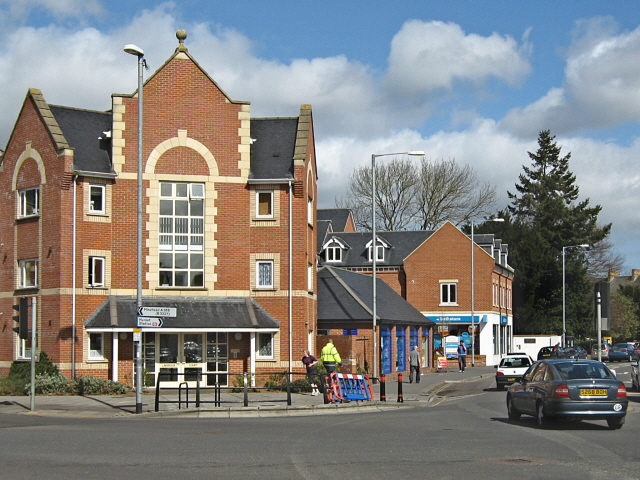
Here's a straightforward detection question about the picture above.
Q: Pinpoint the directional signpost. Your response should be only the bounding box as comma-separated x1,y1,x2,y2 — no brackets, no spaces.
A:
137,317,163,328
138,306,176,318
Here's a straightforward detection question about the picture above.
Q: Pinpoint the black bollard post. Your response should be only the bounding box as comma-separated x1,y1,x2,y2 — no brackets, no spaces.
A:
323,374,330,404
397,373,404,403
380,374,386,402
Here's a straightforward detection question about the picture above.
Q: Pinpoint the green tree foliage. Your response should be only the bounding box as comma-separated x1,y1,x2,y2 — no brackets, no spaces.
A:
608,290,640,342
501,131,611,337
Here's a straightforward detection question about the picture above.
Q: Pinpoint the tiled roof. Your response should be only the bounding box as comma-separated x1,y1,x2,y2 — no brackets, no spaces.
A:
84,296,280,330
317,209,352,232
319,230,434,267
249,118,298,180
317,266,434,326
50,105,113,175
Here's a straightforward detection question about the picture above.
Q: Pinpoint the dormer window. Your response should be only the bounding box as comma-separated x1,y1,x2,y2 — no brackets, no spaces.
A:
366,237,389,262
323,237,348,263
326,245,342,262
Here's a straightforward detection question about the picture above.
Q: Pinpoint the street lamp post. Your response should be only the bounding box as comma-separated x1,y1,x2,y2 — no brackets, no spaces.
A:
124,43,146,414
470,218,503,367
562,244,589,348
371,151,424,380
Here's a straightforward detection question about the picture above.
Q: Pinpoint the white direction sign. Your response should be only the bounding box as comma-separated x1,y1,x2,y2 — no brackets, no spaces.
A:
137,306,177,318
137,317,164,328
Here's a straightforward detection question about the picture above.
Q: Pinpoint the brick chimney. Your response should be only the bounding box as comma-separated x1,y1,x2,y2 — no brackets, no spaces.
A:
608,269,619,282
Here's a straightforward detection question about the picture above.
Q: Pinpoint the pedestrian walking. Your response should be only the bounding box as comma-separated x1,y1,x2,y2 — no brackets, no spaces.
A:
457,340,467,372
408,345,421,383
321,339,342,373
302,349,320,396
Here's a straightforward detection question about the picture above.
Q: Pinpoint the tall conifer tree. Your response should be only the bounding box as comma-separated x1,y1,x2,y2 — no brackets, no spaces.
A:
506,130,611,337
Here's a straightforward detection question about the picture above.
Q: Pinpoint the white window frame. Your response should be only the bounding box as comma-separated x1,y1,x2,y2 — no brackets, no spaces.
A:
88,333,105,360
308,263,313,292
19,259,38,288
189,183,205,199
256,260,274,289
158,182,205,288
88,184,105,214
326,244,342,262
18,187,39,218
256,332,274,359
440,282,457,305
256,190,274,218
89,256,105,287
307,197,313,226
368,244,385,262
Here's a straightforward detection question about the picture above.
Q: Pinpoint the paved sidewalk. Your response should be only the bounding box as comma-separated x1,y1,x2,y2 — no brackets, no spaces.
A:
0,366,496,418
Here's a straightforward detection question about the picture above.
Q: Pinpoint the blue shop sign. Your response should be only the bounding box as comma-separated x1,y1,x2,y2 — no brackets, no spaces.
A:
500,315,509,325
426,315,486,323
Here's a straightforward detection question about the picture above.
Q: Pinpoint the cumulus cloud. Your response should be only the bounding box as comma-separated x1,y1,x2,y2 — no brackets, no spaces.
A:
0,5,637,267
501,18,640,137
385,20,532,96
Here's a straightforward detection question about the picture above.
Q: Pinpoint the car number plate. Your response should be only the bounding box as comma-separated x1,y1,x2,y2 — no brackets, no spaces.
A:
580,388,607,396
507,377,516,381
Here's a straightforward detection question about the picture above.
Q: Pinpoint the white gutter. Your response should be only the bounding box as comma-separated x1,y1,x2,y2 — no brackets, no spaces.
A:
71,175,77,378
288,180,293,374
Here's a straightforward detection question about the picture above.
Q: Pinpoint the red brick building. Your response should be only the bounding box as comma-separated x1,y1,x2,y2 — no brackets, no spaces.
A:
318,212,514,367
0,33,318,388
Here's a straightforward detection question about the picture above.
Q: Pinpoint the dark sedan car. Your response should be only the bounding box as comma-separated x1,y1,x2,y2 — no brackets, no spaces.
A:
564,346,587,359
608,343,639,362
537,345,564,360
506,359,627,429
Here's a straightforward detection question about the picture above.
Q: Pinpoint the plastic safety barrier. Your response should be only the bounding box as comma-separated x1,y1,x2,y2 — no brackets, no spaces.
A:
325,372,374,403
437,356,448,372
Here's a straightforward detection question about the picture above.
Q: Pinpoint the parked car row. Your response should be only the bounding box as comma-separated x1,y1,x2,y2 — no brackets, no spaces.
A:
536,344,638,362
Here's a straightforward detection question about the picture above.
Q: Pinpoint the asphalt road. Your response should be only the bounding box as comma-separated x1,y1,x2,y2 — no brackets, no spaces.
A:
1,367,639,480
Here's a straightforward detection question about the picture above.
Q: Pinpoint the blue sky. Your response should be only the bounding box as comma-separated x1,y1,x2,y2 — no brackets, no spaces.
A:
1,1,639,270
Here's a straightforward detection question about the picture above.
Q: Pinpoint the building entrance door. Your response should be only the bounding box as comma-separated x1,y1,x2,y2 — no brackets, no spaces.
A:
156,333,205,388
143,332,229,388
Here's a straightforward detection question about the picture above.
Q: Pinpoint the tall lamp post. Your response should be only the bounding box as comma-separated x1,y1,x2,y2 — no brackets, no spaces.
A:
470,217,503,366
371,151,424,380
124,43,146,414
562,244,589,348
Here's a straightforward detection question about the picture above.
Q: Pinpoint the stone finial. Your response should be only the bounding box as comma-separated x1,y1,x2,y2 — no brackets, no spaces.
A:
176,29,188,51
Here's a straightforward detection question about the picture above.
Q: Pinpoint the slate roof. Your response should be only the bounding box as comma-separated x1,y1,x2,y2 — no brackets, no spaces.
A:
84,296,280,330
319,230,434,267
49,105,113,175
317,266,434,326
316,220,332,252
317,209,352,232
249,118,298,180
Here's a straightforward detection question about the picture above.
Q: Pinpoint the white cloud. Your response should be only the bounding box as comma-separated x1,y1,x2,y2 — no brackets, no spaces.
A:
0,5,637,269
501,19,640,137
385,20,531,96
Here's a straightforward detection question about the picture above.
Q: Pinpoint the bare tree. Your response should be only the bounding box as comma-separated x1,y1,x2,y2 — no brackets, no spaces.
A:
335,157,497,231
585,237,626,278
416,158,497,230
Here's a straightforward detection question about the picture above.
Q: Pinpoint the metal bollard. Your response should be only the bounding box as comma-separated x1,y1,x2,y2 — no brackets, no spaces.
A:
397,373,404,403
380,374,386,402
243,372,249,407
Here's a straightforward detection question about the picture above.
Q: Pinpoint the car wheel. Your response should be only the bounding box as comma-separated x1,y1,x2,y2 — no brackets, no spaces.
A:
507,396,520,421
536,402,548,428
606,416,625,430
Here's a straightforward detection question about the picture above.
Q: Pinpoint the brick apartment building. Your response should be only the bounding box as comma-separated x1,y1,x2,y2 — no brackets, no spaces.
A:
0,32,318,388
318,211,514,367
